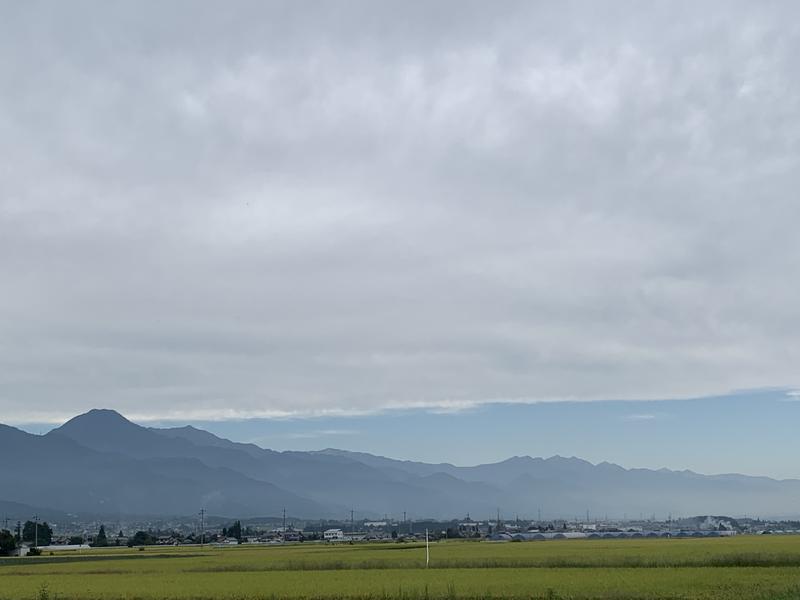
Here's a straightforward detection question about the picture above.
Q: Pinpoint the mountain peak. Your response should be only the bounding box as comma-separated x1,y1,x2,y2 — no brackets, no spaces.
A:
85,408,127,419
49,408,145,448
498,455,536,465
544,455,594,468
58,408,134,429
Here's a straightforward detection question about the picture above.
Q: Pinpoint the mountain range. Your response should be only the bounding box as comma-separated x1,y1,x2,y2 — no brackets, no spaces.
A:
1,409,798,520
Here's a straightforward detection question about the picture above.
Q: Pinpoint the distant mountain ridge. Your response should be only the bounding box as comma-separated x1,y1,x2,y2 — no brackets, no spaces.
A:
1,409,799,519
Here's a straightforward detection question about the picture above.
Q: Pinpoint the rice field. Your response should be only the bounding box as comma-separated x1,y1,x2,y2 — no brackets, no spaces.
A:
2,535,800,599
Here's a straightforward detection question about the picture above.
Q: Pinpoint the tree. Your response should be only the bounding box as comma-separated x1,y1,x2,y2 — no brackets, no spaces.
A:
68,535,84,545
228,520,242,540
127,531,156,547
0,530,16,556
93,525,108,547
22,521,52,546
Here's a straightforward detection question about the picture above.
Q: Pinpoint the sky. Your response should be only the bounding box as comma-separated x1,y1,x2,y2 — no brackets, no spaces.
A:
2,2,800,472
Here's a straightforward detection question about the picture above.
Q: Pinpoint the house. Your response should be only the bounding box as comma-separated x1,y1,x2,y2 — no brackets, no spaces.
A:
283,530,302,542
458,520,480,537
323,528,345,541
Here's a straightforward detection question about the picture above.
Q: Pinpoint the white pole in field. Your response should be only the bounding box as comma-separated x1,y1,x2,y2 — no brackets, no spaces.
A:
425,528,429,567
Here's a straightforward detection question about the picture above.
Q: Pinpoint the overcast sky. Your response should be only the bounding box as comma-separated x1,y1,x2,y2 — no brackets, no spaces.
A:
2,1,800,426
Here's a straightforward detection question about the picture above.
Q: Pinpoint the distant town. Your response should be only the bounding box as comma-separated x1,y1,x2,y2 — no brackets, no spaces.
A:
3,512,800,557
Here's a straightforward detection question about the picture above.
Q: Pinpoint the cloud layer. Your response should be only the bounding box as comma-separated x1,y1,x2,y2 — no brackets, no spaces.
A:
2,1,800,423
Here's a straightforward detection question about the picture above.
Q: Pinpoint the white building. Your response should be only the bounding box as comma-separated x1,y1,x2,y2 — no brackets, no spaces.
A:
323,528,345,541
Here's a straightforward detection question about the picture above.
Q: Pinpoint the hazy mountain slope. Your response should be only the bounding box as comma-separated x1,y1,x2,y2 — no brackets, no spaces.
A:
55,412,401,515
52,410,270,472
319,449,800,518
0,497,72,524
1,422,325,517
315,448,460,478
151,424,800,518
5,411,800,519
150,418,503,518
153,425,266,459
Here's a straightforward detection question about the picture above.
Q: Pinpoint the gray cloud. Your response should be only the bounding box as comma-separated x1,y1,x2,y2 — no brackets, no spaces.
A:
2,1,800,423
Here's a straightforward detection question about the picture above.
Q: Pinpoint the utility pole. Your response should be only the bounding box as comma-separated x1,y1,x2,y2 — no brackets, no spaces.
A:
16,521,22,557
283,507,286,540
350,509,354,536
425,528,429,567
199,509,205,547
33,515,39,548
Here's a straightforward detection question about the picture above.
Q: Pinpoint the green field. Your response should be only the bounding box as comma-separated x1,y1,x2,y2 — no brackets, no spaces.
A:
3,536,800,599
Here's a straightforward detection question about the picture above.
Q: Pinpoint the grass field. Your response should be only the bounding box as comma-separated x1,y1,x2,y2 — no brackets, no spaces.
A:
2,536,800,599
